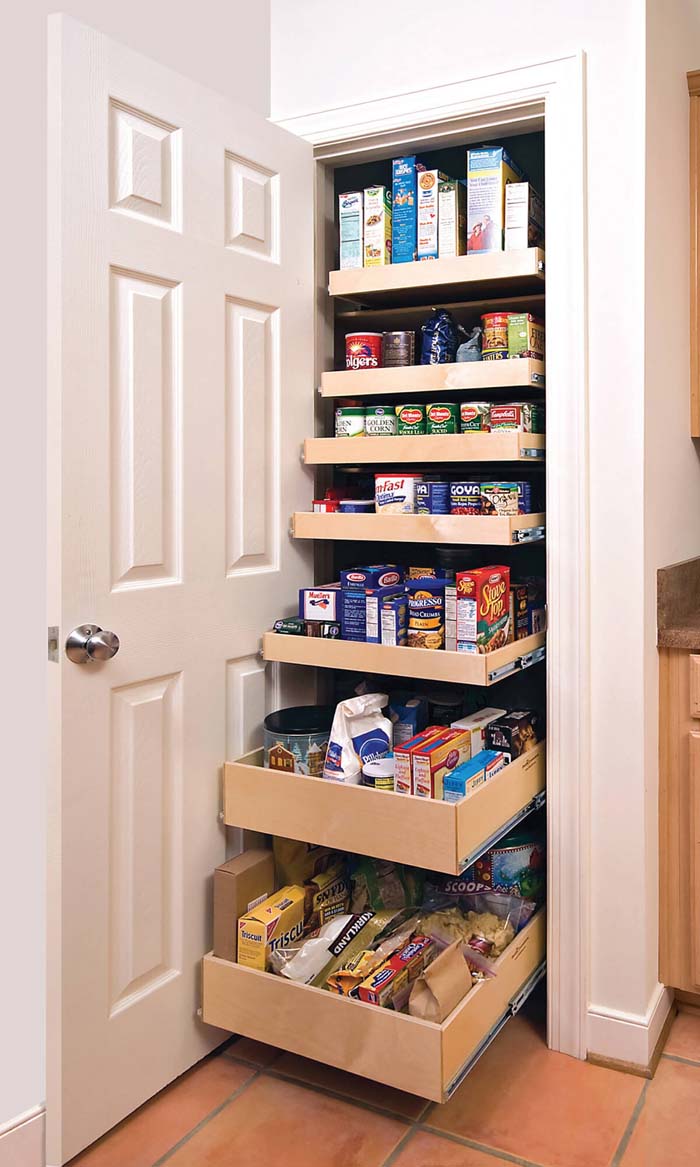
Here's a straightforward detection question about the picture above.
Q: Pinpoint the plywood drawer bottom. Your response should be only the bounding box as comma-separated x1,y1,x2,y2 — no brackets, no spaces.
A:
202,910,546,1102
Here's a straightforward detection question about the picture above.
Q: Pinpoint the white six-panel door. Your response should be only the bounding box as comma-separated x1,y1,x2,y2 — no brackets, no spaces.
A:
47,16,314,1162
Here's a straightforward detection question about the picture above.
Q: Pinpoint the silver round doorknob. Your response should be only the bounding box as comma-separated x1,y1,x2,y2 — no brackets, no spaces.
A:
65,624,120,664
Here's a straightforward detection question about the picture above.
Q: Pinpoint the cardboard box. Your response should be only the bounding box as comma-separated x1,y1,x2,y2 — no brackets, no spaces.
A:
466,146,523,253
455,566,511,652
237,885,305,971
364,185,392,266
443,749,507,802
391,156,426,263
213,849,275,962
450,708,507,755
438,180,467,257
339,191,363,269
417,170,451,260
505,181,544,251
299,583,342,622
486,711,542,761
412,728,471,799
506,315,545,360
394,726,444,794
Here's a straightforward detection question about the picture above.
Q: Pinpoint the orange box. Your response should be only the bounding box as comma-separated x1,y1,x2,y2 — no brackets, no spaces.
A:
412,728,471,799
394,726,444,795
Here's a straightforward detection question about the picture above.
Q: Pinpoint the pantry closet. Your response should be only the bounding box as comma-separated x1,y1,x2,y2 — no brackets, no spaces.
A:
203,123,557,1100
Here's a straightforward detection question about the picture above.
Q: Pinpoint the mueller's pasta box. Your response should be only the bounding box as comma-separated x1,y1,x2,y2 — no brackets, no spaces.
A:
467,146,523,253
338,191,363,270
505,182,544,251
456,566,511,653
417,170,451,260
237,886,305,971
364,185,392,266
392,156,426,263
394,726,444,795
299,584,343,622
438,179,467,257
412,727,471,799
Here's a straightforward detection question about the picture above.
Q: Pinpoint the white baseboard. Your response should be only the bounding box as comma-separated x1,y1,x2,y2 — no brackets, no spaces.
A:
587,982,673,1067
0,1106,45,1167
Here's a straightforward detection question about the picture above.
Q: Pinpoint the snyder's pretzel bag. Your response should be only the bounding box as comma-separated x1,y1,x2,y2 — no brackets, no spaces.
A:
323,693,392,784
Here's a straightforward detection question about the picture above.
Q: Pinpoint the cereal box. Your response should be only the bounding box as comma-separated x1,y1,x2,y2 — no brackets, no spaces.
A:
450,708,507,755
412,728,470,799
394,726,444,795
505,182,544,251
237,885,305,970
507,315,545,360
338,191,363,270
438,179,467,257
364,185,392,266
392,156,426,264
467,146,523,253
417,169,451,260
455,566,511,652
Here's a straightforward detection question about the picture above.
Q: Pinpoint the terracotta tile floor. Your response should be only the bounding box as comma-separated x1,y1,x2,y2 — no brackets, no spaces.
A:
69,996,700,1167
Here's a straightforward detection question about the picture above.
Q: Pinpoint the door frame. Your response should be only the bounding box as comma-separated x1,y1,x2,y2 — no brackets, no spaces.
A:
275,53,590,1060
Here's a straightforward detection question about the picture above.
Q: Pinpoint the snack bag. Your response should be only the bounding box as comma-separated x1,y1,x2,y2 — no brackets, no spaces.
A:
273,837,336,887
420,308,465,364
350,857,425,913
323,693,392,784
408,940,473,1022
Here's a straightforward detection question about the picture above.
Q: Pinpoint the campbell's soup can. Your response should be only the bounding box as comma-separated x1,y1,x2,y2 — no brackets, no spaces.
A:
346,332,383,370
481,313,511,360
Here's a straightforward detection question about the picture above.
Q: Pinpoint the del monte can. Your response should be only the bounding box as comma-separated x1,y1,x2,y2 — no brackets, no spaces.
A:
395,404,426,435
426,402,459,434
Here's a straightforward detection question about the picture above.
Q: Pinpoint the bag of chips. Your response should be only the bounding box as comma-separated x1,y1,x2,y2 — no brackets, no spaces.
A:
420,308,464,364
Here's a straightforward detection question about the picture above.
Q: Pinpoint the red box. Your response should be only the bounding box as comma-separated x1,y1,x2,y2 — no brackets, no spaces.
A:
456,566,511,652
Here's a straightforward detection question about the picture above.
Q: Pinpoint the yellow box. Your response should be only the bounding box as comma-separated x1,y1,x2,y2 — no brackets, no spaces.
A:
237,885,305,971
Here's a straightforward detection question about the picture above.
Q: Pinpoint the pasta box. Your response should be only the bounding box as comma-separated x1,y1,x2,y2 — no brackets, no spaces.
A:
299,584,343,622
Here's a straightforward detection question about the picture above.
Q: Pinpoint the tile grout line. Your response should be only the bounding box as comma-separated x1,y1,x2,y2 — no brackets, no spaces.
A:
150,1068,262,1167
417,1124,545,1167
378,1125,420,1167
609,1080,649,1167
261,1064,418,1125
662,1051,700,1067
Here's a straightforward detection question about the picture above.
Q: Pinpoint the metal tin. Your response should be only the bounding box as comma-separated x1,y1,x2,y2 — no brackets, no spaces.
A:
338,499,376,513
481,312,511,360
263,705,335,776
335,405,366,437
382,330,415,367
450,482,482,515
460,401,491,432
415,481,450,515
365,404,398,436
345,332,383,370
426,402,459,434
395,404,426,435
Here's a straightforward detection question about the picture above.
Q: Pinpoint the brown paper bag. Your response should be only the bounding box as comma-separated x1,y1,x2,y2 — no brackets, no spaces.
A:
408,941,473,1023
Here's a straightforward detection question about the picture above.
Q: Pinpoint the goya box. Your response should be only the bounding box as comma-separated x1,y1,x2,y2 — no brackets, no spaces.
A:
412,727,470,799
394,726,444,795
395,404,426,435
426,402,459,434
417,169,450,260
507,313,545,359
338,191,363,270
466,146,523,253
237,885,305,971
364,185,392,266
456,566,511,652
392,156,426,264
299,584,342,622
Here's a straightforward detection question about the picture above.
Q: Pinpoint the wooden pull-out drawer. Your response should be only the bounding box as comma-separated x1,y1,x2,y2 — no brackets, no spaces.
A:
202,910,545,1103
690,656,700,718
690,732,700,988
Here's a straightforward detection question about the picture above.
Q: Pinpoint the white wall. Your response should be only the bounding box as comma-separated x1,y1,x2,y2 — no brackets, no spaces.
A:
270,0,681,1061
0,0,270,1139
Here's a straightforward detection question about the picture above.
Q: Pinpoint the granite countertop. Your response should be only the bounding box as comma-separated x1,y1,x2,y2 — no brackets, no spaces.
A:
658,556,700,649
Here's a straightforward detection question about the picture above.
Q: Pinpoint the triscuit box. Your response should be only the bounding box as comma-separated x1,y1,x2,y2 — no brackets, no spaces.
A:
213,849,276,962
505,182,544,251
338,191,363,269
466,146,523,253
237,885,305,971
417,170,451,260
438,180,467,257
364,185,392,266
392,156,426,263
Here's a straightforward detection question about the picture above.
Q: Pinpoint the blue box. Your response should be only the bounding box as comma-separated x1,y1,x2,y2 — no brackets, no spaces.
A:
343,584,406,642
443,749,506,802
340,566,404,590
515,481,532,514
378,595,408,646
392,156,426,264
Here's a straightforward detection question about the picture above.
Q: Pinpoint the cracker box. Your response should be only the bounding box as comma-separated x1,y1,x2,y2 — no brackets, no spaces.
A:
379,594,408,646
443,749,507,802
392,156,426,264
456,567,511,653
357,960,409,1007
364,185,392,266
466,146,523,253
417,169,451,260
237,885,305,971
338,191,363,270
505,182,544,251
299,584,342,622
486,711,542,761
394,726,444,795
412,727,470,799
507,314,545,359
438,179,467,257
450,708,508,755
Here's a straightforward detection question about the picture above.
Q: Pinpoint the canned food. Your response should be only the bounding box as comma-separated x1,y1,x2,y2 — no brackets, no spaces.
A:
481,312,511,360
426,402,459,434
382,331,415,367
338,499,375,513
365,404,398,436
346,332,382,370
395,404,426,435
375,472,423,513
335,405,366,437
450,482,482,515
460,402,491,432
415,481,450,515
313,498,340,512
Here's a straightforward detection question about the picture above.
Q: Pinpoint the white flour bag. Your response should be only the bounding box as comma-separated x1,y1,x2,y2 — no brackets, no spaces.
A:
323,693,392,784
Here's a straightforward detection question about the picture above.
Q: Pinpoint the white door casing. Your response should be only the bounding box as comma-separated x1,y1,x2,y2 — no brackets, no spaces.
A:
47,16,313,1163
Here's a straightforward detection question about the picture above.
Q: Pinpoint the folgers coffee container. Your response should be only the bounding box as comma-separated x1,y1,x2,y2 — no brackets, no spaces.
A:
481,312,511,360
395,404,426,435
382,331,415,367
346,332,382,370
460,402,490,432
426,402,459,434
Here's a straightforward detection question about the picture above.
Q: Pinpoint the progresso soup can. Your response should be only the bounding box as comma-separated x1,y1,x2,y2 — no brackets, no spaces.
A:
346,332,383,369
